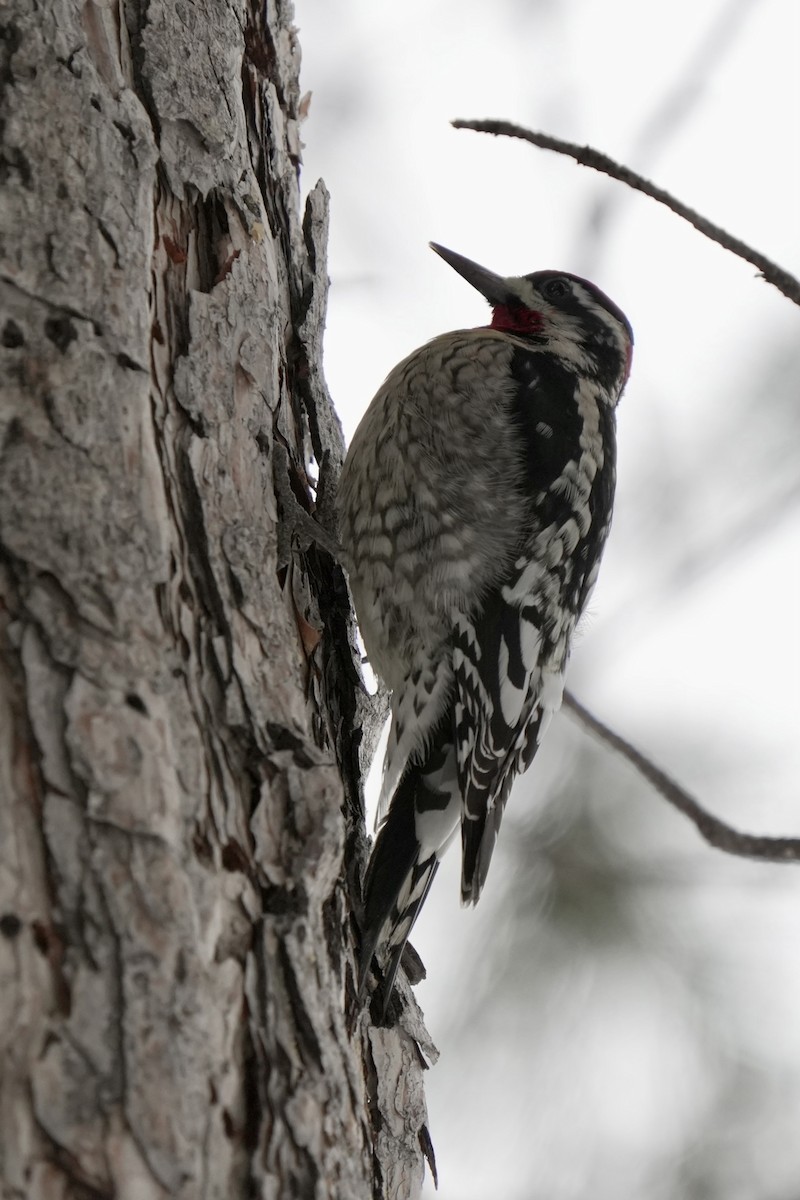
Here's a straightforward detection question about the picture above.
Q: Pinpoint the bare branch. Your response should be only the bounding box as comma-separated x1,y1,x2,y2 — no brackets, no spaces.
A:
451,119,800,308
563,692,800,863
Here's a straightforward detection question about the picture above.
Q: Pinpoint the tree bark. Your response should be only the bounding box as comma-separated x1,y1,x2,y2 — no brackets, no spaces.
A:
0,2,434,1197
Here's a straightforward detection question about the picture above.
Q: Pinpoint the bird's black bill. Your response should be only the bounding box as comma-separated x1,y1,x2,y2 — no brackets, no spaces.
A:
429,242,517,308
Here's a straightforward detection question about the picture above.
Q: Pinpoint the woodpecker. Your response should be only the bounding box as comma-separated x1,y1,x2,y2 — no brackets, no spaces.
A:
338,243,633,1006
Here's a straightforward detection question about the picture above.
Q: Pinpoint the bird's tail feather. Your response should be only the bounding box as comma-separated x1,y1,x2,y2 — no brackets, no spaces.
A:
358,736,460,1008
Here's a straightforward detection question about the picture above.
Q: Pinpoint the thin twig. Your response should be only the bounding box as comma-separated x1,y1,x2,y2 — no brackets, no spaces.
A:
452,119,800,308
563,691,800,864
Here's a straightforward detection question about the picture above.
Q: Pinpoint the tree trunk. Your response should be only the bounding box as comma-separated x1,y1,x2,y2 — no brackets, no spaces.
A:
0,2,434,1197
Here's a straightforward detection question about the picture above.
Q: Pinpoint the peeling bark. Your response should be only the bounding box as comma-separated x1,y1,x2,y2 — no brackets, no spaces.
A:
0,2,433,1197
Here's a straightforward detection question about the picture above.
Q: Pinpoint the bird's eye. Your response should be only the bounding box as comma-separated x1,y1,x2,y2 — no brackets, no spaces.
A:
543,278,571,300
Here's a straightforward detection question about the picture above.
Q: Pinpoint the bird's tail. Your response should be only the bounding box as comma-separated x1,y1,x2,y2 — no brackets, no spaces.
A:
459,756,520,905
358,736,460,1010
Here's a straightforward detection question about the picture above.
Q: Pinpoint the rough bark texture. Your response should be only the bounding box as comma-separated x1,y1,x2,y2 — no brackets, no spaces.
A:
0,2,434,1197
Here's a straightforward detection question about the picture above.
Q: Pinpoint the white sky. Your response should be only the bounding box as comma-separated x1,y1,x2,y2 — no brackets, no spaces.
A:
297,1,800,1195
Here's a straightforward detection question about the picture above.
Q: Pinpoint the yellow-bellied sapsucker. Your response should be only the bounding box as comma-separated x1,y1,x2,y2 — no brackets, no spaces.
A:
338,243,633,1005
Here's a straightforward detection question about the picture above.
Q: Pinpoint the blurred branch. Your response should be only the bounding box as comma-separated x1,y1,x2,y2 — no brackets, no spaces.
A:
628,0,756,168
451,119,800,307
573,0,757,268
563,691,800,864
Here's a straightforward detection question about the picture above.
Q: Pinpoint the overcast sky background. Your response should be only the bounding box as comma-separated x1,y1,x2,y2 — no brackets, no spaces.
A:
297,2,800,1196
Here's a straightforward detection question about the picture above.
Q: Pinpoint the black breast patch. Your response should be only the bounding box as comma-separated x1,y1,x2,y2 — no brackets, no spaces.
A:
508,349,583,495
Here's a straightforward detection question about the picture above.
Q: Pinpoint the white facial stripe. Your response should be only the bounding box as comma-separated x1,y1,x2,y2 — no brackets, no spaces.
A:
500,273,631,391
505,276,543,310
503,275,629,347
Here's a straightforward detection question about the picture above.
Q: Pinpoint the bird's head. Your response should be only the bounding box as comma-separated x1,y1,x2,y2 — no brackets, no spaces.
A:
430,242,633,396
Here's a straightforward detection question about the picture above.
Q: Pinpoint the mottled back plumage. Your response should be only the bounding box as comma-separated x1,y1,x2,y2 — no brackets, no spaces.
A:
338,244,633,1007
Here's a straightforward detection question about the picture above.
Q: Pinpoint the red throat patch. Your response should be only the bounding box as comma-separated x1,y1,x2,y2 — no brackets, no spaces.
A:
490,305,545,335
